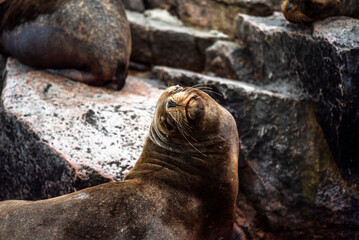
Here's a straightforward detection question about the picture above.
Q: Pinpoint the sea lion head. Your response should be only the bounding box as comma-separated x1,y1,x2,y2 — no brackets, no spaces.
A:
150,85,238,153
281,0,340,23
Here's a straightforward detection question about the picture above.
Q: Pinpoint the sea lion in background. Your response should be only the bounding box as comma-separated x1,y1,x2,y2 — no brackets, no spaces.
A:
0,0,131,90
0,86,239,240
281,0,359,23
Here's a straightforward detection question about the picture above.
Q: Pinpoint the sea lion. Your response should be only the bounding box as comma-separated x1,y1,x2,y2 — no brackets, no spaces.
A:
281,0,359,23
0,86,239,240
0,0,131,90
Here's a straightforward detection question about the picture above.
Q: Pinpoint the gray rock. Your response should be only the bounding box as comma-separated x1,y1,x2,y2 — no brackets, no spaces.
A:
0,58,165,200
121,0,145,12
235,13,359,192
142,0,281,35
127,10,228,72
152,66,359,239
205,40,253,81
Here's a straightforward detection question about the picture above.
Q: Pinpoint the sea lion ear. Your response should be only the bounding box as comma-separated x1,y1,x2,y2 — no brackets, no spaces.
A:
186,96,205,122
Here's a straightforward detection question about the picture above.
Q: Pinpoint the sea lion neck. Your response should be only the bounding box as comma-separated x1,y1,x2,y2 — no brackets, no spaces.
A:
125,126,238,199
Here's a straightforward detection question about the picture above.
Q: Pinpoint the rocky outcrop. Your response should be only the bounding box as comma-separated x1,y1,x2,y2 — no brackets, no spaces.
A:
1,4,358,240
127,10,228,72
152,66,359,239
204,12,359,192
233,13,359,192
123,0,281,35
0,58,164,200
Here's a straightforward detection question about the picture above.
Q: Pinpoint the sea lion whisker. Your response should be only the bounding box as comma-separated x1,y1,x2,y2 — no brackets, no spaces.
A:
179,119,197,142
179,129,207,157
191,82,216,88
198,88,223,98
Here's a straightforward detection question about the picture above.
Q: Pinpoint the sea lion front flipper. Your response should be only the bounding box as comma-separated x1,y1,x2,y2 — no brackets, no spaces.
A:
47,69,100,86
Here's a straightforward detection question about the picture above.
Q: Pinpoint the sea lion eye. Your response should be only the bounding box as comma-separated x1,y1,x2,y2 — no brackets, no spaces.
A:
173,85,181,92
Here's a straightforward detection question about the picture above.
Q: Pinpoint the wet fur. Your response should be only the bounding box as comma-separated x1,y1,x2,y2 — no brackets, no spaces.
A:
282,0,359,23
0,0,70,32
0,0,131,89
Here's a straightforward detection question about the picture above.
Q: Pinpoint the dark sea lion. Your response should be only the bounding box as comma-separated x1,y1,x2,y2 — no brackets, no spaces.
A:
0,0,131,90
281,0,359,23
0,86,239,240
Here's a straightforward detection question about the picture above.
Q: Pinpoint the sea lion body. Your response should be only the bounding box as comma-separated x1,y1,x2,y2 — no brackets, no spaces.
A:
0,86,239,240
281,0,359,23
0,0,131,90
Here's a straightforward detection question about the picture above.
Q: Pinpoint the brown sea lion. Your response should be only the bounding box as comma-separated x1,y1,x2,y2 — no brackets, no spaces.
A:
0,86,239,240
281,0,359,23
0,0,131,90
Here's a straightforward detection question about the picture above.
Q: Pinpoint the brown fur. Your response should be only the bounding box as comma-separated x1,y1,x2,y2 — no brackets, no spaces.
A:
0,0,69,32
0,0,131,90
281,0,359,23
0,86,239,240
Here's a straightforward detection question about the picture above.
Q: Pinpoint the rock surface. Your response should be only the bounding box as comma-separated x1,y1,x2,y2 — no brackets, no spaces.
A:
122,0,145,12
205,40,253,81
123,0,281,35
127,10,228,72
234,13,359,191
152,66,359,240
0,58,165,200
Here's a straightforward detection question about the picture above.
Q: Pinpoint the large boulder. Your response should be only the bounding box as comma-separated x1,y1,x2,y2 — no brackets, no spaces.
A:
152,66,359,239
0,58,164,200
127,10,228,72
234,13,359,192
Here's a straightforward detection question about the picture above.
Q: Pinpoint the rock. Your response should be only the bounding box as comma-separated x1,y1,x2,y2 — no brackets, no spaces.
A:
127,10,228,72
121,0,145,12
235,13,359,191
205,40,253,81
152,66,359,239
0,58,165,200
0,54,6,73
142,0,281,35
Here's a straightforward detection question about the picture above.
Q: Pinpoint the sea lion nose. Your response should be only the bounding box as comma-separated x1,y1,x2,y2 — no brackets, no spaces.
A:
167,99,178,108
285,2,293,12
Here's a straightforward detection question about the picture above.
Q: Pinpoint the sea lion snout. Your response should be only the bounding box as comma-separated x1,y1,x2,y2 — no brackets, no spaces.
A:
167,99,178,108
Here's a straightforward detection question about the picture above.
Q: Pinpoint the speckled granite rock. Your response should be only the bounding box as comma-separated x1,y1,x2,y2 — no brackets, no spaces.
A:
235,13,359,192
152,66,359,240
127,10,228,72
0,58,165,200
